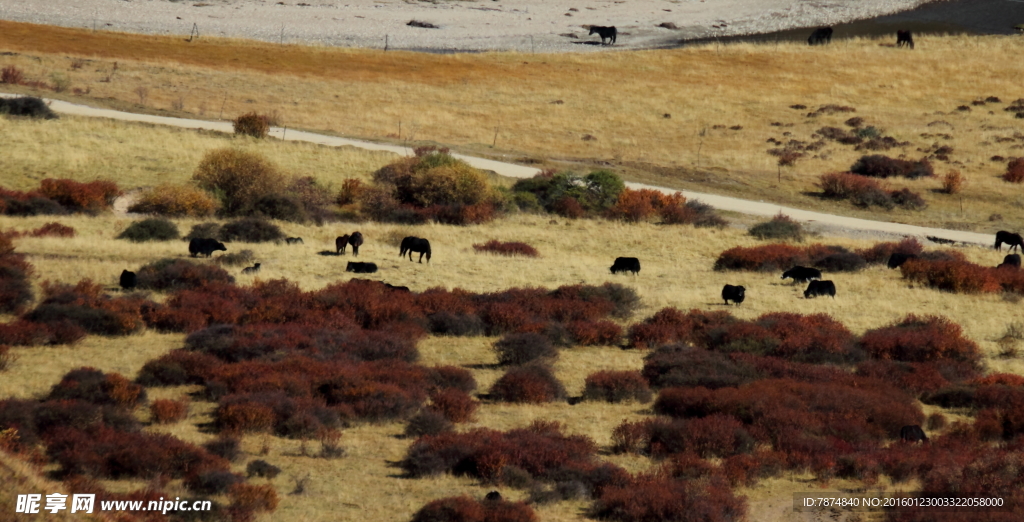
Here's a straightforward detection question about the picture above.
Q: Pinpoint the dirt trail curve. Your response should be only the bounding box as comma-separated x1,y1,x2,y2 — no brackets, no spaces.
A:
5,93,997,247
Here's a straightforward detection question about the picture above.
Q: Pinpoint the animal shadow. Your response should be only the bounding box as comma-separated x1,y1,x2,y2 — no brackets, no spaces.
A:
317,250,340,256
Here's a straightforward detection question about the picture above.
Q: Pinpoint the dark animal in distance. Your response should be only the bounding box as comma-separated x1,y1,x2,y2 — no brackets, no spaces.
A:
384,283,411,292
285,237,304,245
0,96,58,119
995,231,1024,252
484,491,503,502
887,253,918,269
399,236,432,263
781,266,822,283
589,25,617,45
119,270,137,291
804,280,836,299
346,262,378,274
336,234,350,255
188,237,227,258
896,30,914,49
722,284,745,305
242,263,261,274
348,231,364,256
999,254,1021,269
900,425,928,443
807,26,833,45
610,257,640,275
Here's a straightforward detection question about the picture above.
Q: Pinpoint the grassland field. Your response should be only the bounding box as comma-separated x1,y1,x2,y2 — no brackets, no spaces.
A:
2,20,1024,522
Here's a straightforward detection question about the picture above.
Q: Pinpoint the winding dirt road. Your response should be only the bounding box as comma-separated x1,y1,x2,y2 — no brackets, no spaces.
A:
4,93,996,247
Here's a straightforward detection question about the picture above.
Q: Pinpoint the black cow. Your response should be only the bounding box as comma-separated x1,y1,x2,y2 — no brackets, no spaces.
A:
119,270,137,291
336,234,350,255
722,284,745,305
610,257,641,275
804,280,836,299
285,237,304,245
589,25,617,45
484,491,503,502
995,231,1024,252
896,30,914,49
781,266,822,284
400,236,432,263
887,253,918,269
807,27,833,46
346,262,378,274
384,283,411,292
900,425,928,443
349,231,364,256
242,263,261,274
188,237,227,258
999,254,1021,269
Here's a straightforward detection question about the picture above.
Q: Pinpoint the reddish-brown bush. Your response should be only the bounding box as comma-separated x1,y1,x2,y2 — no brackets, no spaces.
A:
857,237,924,264
900,258,1002,293
411,496,537,522
494,332,557,366
590,474,746,522
0,233,34,315
228,483,278,514
860,315,981,364
3,222,77,238
567,320,622,345
150,399,188,424
428,388,477,423
582,371,652,403
856,360,951,397
136,349,223,386
817,171,886,198
489,365,567,404
941,170,964,194
38,178,121,213
551,196,585,219
336,178,363,205
47,368,146,408
628,308,736,349
473,240,540,257
428,365,477,393
714,243,809,272
128,184,219,217
232,112,271,139
851,155,934,179
1003,158,1024,183
1,65,24,84
642,345,760,390
971,373,1024,386
707,312,861,364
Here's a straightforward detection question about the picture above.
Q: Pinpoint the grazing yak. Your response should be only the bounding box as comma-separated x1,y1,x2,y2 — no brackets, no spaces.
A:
999,254,1021,269
781,266,822,283
896,30,914,49
807,26,833,45
722,284,745,305
285,237,304,245
348,231,364,256
400,236,432,263
995,231,1024,252
188,237,227,258
589,25,617,45
241,263,261,274
900,425,928,443
484,491,503,502
335,234,350,255
804,280,836,299
346,261,378,274
119,270,137,291
887,253,918,269
610,257,641,275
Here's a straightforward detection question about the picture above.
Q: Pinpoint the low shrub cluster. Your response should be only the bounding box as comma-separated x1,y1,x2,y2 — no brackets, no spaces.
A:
859,314,980,365
714,243,867,272
850,155,934,179
589,473,746,522
856,237,923,264
193,148,286,217
47,367,145,408
128,184,220,217
748,214,803,241
0,179,120,216
489,364,567,403
494,332,557,366
411,496,538,522
233,112,271,139
3,222,76,238
510,169,624,218
817,172,927,210
1003,157,1024,183
218,217,284,243
150,398,188,424
135,259,235,292
0,233,34,314
116,218,180,242
582,371,652,403
473,240,540,257
899,257,1024,294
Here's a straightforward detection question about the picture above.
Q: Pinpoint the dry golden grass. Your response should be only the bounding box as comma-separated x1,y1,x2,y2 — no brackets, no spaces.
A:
0,115,397,191
2,21,1024,231
0,452,107,522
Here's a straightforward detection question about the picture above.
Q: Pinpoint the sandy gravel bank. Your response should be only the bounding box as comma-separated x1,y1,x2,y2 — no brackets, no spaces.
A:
0,0,935,52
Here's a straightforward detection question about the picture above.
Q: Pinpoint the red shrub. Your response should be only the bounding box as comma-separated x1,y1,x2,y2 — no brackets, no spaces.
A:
229,483,278,514
971,373,1024,387
1003,157,1024,183
590,474,746,522
429,365,477,393
411,496,537,522
860,315,980,364
714,243,809,272
473,240,539,257
150,399,188,424
900,258,1002,293
46,368,145,408
2,222,77,238
628,308,735,349
490,365,566,403
551,196,585,219
709,312,860,364
428,388,477,423
583,371,652,403
136,349,223,386
215,401,276,433
567,320,622,345
38,178,121,212
856,237,923,264
856,360,951,397
606,188,672,222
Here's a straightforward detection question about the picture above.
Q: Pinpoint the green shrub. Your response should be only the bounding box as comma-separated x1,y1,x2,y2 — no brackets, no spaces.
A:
219,218,284,243
748,214,803,241
116,218,180,242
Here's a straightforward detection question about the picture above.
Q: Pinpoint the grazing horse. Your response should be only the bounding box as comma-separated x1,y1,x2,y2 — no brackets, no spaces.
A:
400,236,432,263
335,234,350,255
896,30,914,49
807,27,833,46
589,25,617,45
348,232,364,256
995,231,1024,253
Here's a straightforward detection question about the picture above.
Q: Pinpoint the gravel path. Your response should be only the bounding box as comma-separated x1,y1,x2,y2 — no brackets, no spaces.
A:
3,92,995,247
0,0,936,52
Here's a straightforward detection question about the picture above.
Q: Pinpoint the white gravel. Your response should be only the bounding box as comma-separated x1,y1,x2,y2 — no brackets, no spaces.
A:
0,0,935,52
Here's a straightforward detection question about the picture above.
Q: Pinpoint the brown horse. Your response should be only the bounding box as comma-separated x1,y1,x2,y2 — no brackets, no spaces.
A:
335,234,350,254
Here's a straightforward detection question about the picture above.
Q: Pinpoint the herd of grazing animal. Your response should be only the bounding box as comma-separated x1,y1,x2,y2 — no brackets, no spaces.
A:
806,26,916,49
